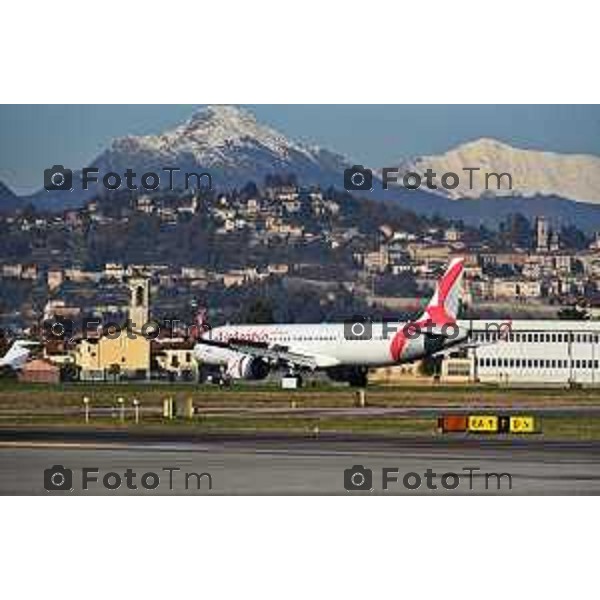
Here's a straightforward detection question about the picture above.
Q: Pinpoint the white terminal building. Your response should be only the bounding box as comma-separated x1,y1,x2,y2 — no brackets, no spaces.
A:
443,320,600,385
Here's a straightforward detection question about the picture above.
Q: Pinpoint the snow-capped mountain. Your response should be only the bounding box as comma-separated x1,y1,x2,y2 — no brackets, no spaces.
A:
93,104,350,190
17,105,353,210
10,107,600,232
397,138,600,204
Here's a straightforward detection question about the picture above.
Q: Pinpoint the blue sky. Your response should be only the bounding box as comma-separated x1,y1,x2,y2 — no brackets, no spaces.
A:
1,104,599,194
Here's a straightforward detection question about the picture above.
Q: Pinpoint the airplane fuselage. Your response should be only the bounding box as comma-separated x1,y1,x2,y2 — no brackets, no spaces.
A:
193,258,468,382
196,321,468,369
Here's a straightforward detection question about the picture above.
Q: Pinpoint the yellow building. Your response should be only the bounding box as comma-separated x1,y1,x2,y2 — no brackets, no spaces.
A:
154,343,197,381
75,274,153,380
75,334,151,381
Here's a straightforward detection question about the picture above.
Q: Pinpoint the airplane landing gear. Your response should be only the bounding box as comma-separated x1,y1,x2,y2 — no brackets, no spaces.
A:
325,365,369,387
348,367,368,388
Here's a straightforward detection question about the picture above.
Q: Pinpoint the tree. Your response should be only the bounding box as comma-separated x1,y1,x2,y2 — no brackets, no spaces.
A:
374,273,419,297
560,225,588,251
418,355,442,378
107,363,121,382
240,181,259,199
243,298,274,324
557,305,589,320
500,213,532,248
0,329,9,357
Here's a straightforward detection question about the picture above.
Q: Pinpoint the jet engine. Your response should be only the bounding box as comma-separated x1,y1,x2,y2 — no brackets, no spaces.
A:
226,354,270,381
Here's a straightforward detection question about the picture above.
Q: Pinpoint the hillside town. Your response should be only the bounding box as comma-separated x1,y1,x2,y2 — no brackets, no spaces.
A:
2,176,600,336
1,173,600,386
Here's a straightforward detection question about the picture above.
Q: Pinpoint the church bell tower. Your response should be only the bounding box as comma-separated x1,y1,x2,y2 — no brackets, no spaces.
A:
128,278,150,330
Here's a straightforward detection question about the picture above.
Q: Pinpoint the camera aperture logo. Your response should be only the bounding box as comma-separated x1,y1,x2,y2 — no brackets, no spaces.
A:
44,464,73,491
344,165,373,191
44,464,213,493
44,165,212,193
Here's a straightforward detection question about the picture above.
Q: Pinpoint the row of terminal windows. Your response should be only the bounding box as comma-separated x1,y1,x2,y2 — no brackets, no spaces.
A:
479,357,600,370
476,332,600,344
446,364,472,377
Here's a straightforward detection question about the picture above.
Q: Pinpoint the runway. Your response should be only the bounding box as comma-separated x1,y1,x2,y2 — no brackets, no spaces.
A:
1,429,600,494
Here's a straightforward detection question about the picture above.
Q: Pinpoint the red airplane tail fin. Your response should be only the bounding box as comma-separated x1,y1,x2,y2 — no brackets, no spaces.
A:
418,258,465,326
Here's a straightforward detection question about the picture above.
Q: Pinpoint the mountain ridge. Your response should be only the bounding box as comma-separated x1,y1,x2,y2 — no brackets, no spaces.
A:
93,105,351,190
2,106,600,232
396,137,600,204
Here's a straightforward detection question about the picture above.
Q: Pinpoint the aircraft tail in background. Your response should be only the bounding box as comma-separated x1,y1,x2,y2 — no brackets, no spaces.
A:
0,340,38,370
417,258,465,326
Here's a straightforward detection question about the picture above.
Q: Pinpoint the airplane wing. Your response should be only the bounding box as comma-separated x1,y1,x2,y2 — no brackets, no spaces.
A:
0,340,38,370
226,340,340,370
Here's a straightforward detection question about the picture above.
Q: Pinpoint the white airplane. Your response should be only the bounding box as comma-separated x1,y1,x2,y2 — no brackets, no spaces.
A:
194,258,471,386
0,340,38,371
